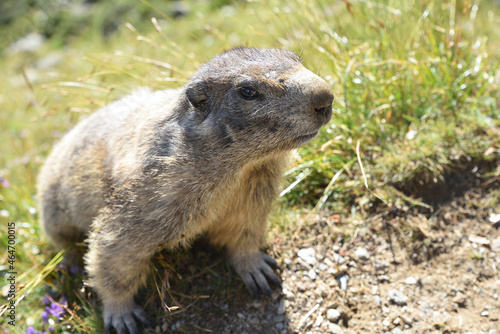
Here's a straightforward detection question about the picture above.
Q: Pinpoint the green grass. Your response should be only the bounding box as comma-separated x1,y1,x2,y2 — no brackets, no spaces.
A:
1,0,499,333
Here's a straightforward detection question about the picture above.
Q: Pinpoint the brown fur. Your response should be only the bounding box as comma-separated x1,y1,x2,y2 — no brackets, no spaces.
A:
37,47,333,333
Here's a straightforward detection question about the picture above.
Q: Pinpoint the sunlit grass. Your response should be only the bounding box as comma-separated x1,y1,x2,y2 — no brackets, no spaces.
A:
1,0,499,332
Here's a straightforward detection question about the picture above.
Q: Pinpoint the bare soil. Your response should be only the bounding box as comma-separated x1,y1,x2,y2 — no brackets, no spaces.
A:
143,164,500,334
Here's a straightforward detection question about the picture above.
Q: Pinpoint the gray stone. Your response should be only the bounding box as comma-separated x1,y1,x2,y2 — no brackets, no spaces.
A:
277,298,285,315
337,274,349,291
388,289,408,306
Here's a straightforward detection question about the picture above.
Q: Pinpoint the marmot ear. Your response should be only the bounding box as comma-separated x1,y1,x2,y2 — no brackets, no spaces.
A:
185,79,209,110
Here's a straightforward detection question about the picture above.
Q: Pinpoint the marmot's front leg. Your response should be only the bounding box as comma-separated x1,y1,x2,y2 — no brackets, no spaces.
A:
208,214,281,297
85,211,156,334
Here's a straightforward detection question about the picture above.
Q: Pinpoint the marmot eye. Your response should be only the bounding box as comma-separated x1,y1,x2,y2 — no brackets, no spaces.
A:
239,87,258,99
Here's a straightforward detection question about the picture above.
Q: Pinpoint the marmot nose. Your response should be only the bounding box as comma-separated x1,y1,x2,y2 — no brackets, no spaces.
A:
312,88,334,118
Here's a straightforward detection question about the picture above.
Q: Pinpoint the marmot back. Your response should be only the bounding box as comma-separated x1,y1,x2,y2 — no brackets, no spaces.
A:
37,47,334,334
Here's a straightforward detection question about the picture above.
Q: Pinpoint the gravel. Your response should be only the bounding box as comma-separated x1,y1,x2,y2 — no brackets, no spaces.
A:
150,186,499,334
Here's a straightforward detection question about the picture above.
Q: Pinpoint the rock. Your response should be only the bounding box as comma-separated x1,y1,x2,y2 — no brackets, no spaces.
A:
378,275,390,283
336,274,349,291
401,314,413,325
405,276,418,285
298,248,317,265
318,263,328,271
326,308,341,322
277,299,285,314
481,311,489,317
308,269,317,280
452,293,467,306
275,322,284,329
328,323,342,334
388,289,408,306
489,213,500,223
161,322,168,331
333,253,345,264
469,235,490,245
374,260,389,272
491,237,500,252
313,314,324,327
354,247,370,261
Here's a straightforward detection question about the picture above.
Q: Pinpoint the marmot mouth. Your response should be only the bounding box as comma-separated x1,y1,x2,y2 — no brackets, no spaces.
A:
294,131,319,145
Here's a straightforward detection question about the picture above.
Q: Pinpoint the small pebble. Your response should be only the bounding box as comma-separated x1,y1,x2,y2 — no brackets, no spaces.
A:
388,289,408,306
308,269,317,280
326,308,341,322
378,275,390,283
277,299,285,315
452,293,467,306
313,314,324,327
328,323,342,334
405,276,418,285
298,248,317,265
401,314,413,325
337,274,349,291
491,237,500,252
355,247,370,261
333,253,345,264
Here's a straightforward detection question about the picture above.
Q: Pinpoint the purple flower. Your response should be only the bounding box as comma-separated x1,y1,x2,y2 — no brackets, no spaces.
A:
26,327,35,334
42,310,49,323
48,326,55,333
69,265,82,275
1,177,9,188
47,302,64,319
42,295,50,306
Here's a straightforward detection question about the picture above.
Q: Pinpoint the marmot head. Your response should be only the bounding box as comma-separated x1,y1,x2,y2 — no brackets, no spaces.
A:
183,47,334,158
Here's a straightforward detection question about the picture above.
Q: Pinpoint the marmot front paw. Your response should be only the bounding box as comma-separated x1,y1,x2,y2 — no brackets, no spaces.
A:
104,302,154,334
231,252,282,298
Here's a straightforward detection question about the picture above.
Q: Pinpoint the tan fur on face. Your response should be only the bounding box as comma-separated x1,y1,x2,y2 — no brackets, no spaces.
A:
38,47,333,334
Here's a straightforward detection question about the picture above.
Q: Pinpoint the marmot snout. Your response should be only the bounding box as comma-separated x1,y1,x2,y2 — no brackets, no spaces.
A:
37,47,334,333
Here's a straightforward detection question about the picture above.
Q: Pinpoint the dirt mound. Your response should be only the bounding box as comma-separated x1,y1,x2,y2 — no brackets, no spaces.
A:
142,166,499,334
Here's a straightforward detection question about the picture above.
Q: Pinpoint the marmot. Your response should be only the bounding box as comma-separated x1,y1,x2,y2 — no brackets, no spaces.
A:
37,47,334,333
